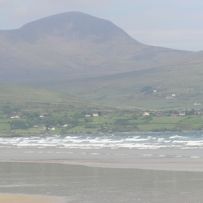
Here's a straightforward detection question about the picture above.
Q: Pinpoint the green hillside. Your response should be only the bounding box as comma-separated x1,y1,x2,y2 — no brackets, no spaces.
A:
62,59,203,110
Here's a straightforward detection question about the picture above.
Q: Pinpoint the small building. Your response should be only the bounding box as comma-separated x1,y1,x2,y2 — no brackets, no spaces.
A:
10,115,20,119
143,112,150,117
179,112,186,116
92,113,99,117
85,114,92,118
85,112,101,118
194,102,201,106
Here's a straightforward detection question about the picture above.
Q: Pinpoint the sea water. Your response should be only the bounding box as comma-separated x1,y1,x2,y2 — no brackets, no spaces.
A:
0,131,203,149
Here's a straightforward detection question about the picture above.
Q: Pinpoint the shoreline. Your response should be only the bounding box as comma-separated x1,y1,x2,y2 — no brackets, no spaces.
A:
1,147,203,172
3,159,203,172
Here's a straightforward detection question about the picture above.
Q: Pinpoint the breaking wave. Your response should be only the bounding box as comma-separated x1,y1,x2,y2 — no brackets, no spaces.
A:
0,132,203,149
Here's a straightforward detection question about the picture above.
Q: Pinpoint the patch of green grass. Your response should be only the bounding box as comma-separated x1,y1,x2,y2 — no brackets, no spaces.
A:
176,116,203,130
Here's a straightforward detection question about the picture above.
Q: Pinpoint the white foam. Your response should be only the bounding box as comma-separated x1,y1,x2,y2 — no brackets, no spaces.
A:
142,154,153,157
0,133,202,150
190,156,200,159
170,135,187,139
185,141,203,147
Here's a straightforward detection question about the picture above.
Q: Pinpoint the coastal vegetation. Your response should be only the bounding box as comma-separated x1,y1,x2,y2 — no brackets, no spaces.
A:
1,102,203,136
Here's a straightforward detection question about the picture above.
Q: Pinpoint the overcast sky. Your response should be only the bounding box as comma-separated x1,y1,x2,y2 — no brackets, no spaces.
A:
0,0,203,51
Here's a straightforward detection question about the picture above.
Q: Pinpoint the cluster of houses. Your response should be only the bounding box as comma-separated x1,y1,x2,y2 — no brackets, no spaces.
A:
7,108,203,132
85,112,101,118
9,111,102,120
143,109,203,117
10,113,47,120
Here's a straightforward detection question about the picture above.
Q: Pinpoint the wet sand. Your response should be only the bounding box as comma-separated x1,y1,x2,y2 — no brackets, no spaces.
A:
0,194,65,203
1,147,203,171
0,162,203,203
1,147,203,202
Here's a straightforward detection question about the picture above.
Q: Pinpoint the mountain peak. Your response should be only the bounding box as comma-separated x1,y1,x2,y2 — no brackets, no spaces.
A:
14,11,134,42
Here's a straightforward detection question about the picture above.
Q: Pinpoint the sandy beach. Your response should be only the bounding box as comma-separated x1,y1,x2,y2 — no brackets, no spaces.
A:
1,146,203,202
0,194,65,203
0,147,203,171
0,161,203,203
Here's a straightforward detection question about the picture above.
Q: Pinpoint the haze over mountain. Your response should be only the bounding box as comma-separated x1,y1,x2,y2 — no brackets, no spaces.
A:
0,11,203,109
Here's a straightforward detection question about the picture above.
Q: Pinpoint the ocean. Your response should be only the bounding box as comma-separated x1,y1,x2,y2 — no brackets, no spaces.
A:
0,131,203,150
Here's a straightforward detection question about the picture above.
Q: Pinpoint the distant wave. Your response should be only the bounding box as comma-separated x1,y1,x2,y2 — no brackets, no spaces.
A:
0,132,203,149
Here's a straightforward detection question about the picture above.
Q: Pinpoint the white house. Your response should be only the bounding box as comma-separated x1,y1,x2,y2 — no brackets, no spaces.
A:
92,113,99,117
143,112,150,117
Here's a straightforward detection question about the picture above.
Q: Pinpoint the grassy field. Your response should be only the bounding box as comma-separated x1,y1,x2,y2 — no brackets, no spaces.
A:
61,62,203,110
1,111,203,136
0,85,203,136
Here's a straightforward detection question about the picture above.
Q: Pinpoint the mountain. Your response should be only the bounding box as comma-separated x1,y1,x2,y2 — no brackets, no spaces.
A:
3,11,136,42
0,11,142,82
0,11,203,109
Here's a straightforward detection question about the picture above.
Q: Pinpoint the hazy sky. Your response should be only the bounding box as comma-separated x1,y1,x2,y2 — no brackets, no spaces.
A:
0,0,203,51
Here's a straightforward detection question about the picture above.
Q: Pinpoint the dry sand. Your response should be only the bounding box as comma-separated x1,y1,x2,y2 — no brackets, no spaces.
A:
0,194,66,203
